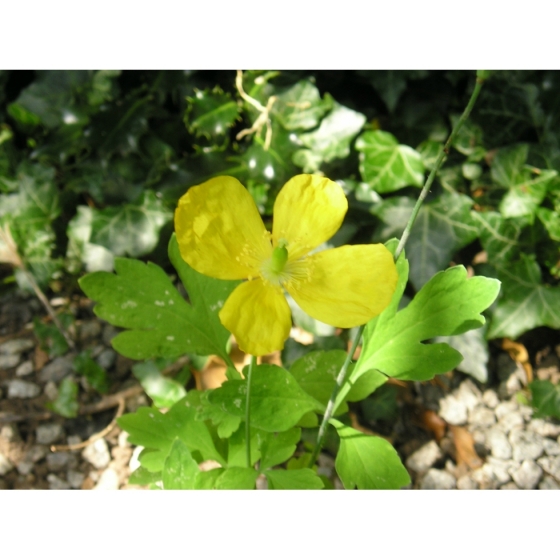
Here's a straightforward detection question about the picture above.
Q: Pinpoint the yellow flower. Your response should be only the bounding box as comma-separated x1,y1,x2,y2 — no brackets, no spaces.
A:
175,174,398,356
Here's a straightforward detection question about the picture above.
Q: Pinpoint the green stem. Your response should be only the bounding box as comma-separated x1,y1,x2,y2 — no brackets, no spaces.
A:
394,73,487,260
307,71,489,468
245,355,256,468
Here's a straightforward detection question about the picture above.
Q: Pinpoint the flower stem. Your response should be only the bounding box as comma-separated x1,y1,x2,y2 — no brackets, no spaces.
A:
245,355,256,468
307,71,489,468
394,72,487,260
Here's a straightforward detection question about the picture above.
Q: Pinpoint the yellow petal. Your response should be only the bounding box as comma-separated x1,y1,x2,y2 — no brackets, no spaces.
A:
175,176,271,280
272,174,348,260
286,244,397,328
219,279,292,356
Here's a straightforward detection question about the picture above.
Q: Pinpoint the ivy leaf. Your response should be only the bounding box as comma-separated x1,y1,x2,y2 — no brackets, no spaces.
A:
352,257,501,383
529,380,560,421
162,438,200,490
132,361,187,408
487,255,560,339
274,80,332,130
450,115,485,161
471,211,529,263
79,234,238,361
185,87,240,140
373,192,479,290
265,468,324,490
435,327,490,383
208,364,322,432
491,144,557,219
368,71,408,113
118,397,225,472
537,207,560,241
356,130,424,193
293,102,366,172
331,419,410,489
89,190,172,258
258,427,301,471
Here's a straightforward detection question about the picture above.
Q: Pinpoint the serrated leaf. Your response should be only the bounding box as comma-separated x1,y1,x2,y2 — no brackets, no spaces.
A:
265,468,324,489
128,466,162,486
487,254,560,339
529,380,560,421
296,101,365,170
186,87,240,140
118,397,224,471
162,438,200,489
471,211,529,263
132,361,187,408
89,190,171,257
214,467,259,490
79,234,238,361
356,130,424,193
274,81,332,130
189,390,241,439
331,419,410,489
258,427,301,470
209,364,322,432
354,260,501,383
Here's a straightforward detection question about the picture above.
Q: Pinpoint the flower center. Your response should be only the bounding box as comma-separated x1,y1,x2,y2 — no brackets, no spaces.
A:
270,244,288,275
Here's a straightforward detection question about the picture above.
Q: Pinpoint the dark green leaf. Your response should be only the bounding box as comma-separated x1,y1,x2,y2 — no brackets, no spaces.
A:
529,380,560,421
33,316,70,357
537,207,560,241
73,351,110,394
487,255,560,339
45,378,79,418
331,419,410,489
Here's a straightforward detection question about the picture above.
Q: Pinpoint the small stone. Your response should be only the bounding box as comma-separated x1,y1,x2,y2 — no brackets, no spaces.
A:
1,424,20,442
438,395,468,425
47,473,71,490
82,438,111,469
482,389,500,409
519,405,534,422
471,467,499,489
36,423,65,445
537,456,560,480
457,475,478,489
456,380,482,412
24,445,49,463
420,468,456,489
7,379,41,399
539,476,560,490
527,419,560,438
543,438,560,456
118,431,130,448
0,338,34,354
468,406,496,428
17,461,34,476
495,401,519,420
47,452,76,472
498,411,524,434
39,356,74,382
405,440,443,472
93,467,119,490
500,482,519,490
487,427,512,460
15,360,34,377
486,457,514,484
504,373,522,396
317,453,335,478
67,470,85,489
510,460,542,489
509,430,544,462
0,452,14,475
0,354,20,369
79,320,102,341
102,324,119,346
44,381,59,401
66,435,82,448
96,348,116,370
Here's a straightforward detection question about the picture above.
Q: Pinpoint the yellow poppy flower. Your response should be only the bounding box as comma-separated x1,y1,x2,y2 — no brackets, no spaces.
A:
175,174,398,356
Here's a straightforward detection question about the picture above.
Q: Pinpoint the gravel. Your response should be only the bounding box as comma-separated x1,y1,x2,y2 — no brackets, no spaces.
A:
7,379,41,399
406,440,443,473
15,360,34,377
420,468,456,489
487,427,512,460
509,430,545,462
510,460,543,489
0,338,34,354
36,423,65,445
82,438,111,469
38,356,74,382
0,354,21,369
438,395,468,425
0,452,14,475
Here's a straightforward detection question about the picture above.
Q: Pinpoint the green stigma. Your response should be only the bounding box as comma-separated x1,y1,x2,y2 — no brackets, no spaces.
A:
270,241,288,274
